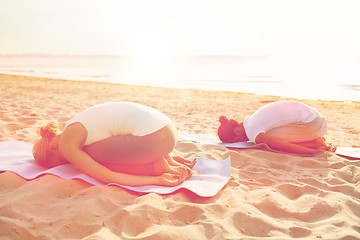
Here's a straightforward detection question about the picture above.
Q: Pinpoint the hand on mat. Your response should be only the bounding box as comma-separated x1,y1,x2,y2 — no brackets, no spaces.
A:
170,165,193,180
171,155,197,168
153,156,193,179
165,155,195,178
157,172,188,186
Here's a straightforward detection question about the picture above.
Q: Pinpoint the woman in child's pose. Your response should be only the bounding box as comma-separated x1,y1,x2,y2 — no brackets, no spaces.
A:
33,102,195,186
218,101,336,154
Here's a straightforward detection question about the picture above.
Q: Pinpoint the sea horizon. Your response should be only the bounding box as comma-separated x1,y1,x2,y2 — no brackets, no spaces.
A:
1,54,359,102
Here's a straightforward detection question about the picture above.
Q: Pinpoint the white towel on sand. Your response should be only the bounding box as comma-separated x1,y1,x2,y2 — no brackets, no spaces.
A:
0,141,230,197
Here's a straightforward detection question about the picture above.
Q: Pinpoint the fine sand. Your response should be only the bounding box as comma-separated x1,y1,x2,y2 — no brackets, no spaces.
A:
0,73,360,240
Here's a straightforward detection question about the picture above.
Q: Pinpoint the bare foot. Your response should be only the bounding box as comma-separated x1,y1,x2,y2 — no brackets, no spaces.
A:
294,138,337,152
308,137,337,152
324,141,337,152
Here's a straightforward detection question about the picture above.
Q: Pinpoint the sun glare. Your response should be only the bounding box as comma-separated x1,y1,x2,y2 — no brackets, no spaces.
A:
133,27,174,70
134,49,171,70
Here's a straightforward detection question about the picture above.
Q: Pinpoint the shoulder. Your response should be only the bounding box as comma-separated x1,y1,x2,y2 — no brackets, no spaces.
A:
254,132,267,144
60,122,88,147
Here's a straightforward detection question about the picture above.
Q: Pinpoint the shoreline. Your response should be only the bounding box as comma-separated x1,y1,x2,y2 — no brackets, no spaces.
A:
1,73,359,147
1,52,360,103
2,70,360,103
2,73,359,103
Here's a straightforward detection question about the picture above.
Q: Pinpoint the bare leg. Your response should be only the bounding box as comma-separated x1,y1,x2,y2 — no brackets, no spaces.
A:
292,137,336,152
266,115,328,143
102,161,158,176
83,122,177,165
266,115,335,152
292,138,326,148
105,155,195,177
83,122,194,178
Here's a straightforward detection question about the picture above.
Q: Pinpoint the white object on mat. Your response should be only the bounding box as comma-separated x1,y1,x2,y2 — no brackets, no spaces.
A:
178,131,316,156
179,131,266,148
0,141,230,197
335,147,360,159
178,131,360,159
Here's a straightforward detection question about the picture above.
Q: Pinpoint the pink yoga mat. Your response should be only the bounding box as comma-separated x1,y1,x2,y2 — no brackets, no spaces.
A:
0,141,231,197
178,132,360,159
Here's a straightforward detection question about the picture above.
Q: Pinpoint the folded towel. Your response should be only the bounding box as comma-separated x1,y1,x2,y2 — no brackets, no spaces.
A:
0,141,231,197
178,131,360,159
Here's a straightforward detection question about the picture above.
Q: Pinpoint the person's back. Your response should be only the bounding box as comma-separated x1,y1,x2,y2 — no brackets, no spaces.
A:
65,102,171,145
243,101,322,142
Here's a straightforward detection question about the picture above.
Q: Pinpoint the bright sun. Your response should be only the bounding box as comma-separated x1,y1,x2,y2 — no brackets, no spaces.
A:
133,27,174,70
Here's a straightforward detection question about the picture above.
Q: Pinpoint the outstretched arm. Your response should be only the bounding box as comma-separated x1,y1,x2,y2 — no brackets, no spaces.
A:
59,123,185,186
255,132,323,154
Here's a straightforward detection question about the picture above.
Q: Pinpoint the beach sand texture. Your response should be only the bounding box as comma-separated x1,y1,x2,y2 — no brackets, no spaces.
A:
0,74,360,239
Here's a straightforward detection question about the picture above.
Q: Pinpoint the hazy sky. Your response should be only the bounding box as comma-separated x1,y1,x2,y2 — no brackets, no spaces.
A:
1,0,359,56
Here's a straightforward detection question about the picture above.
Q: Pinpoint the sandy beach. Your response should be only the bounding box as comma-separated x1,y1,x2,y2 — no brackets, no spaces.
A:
1,73,360,239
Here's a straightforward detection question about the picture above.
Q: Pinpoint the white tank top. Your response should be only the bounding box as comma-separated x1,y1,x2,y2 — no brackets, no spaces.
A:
65,102,171,145
243,101,319,142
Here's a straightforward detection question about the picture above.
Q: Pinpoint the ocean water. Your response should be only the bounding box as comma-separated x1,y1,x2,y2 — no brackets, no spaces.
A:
0,55,359,101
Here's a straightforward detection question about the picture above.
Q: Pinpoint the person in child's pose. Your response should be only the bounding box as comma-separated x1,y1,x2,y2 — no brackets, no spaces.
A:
218,100,336,154
33,102,195,187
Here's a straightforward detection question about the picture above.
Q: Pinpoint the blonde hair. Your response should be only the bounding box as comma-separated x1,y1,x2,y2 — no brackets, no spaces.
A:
32,122,60,168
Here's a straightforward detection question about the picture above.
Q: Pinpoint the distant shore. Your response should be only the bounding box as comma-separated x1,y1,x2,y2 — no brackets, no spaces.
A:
1,73,359,147
1,54,360,102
